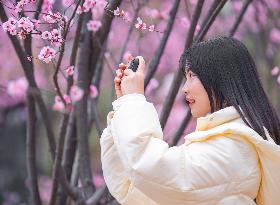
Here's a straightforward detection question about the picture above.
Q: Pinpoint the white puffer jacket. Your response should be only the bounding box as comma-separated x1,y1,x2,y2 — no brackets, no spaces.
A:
100,93,280,205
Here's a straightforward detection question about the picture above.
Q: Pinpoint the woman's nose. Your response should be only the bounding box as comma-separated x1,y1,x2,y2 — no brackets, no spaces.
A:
181,82,189,95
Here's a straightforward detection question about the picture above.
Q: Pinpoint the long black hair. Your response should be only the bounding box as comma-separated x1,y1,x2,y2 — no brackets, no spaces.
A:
179,36,280,145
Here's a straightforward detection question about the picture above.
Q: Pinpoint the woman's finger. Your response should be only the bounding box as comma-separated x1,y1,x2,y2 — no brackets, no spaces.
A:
114,77,121,82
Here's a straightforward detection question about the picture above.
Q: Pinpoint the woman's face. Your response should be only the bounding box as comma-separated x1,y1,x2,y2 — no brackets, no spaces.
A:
181,68,211,118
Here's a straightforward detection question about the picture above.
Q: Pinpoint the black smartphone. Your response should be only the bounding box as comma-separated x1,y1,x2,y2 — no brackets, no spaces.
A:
127,58,139,72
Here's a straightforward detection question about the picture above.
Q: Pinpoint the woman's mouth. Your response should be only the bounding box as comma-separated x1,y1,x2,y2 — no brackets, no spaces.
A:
186,98,195,106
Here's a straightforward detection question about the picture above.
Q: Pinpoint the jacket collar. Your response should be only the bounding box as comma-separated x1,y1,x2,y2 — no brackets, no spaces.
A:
195,105,241,131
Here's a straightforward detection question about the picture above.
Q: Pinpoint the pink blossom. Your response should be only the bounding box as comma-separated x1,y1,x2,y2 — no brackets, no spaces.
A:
52,95,72,112
87,20,102,32
114,7,125,17
195,24,201,36
43,11,62,23
89,85,98,98
7,77,28,99
18,30,27,39
27,55,32,61
17,17,34,33
135,17,146,30
83,0,96,12
66,65,74,76
277,75,280,85
148,25,155,32
70,85,84,103
38,176,52,203
270,28,280,44
42,0,54,12
92,174,105,187
271,66,280,76
41,31,52,40
38,46,56,63
2,18,17,36
76,5,86,14
50,29,63,46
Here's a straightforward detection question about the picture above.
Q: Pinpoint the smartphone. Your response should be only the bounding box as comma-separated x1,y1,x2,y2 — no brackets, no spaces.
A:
127,58,139,72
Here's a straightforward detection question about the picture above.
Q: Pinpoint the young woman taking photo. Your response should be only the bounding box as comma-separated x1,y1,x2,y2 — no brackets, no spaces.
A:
100,36,280,205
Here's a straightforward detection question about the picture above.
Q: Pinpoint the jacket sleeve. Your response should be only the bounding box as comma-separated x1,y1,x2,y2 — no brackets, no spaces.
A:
109,93,258,205
100,110,158,205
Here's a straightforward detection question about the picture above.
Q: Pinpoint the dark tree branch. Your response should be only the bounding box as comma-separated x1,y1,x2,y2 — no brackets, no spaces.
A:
118,1,142,64
26,93,42,205
55,13,85,205
144,0,180,89
0,3,56,160
86,186,109,205
199,0,220,30
229,0,252,37
53,0,84,106
76,11,96,198
160,0,205,129
194,0,228,43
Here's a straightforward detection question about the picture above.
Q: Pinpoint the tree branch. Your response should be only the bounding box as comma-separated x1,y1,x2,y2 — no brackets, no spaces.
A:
26,93,42,205
229,0,252,37
144,0,180,89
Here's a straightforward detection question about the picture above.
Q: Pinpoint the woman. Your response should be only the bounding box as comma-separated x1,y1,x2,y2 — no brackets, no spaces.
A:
100,36,280,205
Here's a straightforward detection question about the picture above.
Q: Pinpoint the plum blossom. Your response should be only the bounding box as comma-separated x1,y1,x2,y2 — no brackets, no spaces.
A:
50,29,63,46
14,0,35,13
135,17,146,30
87,20,102,32
148,25,155,32
195,24,201,36
77,0,96,13
83,0,97,12
18,30,27,39
114,7,125,17
89,85,98,98
42,0,54,12
38,46,56,63
65,65,75,76
2,17,17,36
70,85,84,103
43,11,64,24
277,75,280,85
7,77,28,99
17,17,34,33
271,66,280,76
52,95,72,112
92,174,105,187
270,28,280,44
41,31,52,40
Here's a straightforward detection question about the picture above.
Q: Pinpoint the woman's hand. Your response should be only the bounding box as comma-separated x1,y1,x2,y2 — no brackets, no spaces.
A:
114,69,123,99
114,56,145,98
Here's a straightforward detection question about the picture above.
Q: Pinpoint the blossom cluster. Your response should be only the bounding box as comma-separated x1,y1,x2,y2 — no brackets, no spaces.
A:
52,84,99,112
271,66,280,85
2,17,36,39
113,7,156,32
15,0,36,13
